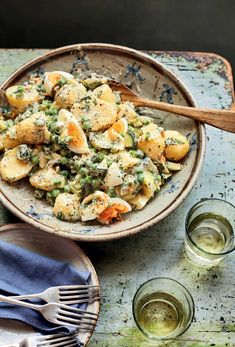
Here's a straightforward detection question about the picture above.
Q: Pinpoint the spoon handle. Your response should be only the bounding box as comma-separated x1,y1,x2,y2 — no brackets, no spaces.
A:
134,98,235,133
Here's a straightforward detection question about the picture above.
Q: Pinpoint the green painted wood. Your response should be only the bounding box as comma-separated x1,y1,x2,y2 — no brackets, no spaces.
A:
0,50,234,346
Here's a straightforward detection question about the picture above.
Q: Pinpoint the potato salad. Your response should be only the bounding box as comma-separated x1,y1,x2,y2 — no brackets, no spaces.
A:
0,70,190,224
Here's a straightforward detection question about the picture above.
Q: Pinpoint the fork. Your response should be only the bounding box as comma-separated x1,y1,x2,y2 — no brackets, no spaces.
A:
0,295,98,328
9,285,100,305
2,332,81,347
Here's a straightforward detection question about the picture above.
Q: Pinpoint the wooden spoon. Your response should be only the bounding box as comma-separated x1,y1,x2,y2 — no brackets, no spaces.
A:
108,81,235,133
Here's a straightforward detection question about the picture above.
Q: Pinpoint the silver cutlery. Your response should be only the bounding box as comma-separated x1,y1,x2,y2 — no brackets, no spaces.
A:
2,332,80,347
0,295,98,328
9,285,100,305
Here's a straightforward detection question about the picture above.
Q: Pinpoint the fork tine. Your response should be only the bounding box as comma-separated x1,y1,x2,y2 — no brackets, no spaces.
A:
58,309,97,322
59,304,98,317
38,336,78,347
60,296,100,305
37,332,77,342
58,314,96,326
59,306,98,320
57,314,97,327
59,285,99,290
59,293,99,300
59,289,100,295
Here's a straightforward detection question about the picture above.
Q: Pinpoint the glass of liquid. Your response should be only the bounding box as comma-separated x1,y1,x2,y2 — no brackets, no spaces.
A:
185,198,235,266
132,277,194,340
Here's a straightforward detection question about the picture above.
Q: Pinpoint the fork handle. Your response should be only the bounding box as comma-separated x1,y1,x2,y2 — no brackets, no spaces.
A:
0,295,41,311
9,293,42,301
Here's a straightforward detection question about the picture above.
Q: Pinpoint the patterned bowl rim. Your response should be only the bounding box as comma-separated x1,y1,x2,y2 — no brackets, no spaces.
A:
0,43,206,242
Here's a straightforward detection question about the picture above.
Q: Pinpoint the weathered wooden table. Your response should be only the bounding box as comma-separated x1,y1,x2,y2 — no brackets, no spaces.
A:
0,50,234,347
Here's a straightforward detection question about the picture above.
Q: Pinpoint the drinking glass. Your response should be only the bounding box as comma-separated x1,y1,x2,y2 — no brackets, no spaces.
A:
132,277,194,340
185,198,235,266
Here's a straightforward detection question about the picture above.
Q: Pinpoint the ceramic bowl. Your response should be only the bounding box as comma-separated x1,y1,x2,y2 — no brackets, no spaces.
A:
0,43,206,241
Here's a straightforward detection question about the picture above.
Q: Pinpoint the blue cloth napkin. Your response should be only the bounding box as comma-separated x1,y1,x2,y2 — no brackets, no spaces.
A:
0,240,91,334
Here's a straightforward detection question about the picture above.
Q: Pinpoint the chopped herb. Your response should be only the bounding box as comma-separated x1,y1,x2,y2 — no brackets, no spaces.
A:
57,77,67,87
36,84,46,93
53,179,62,185
34,189,45,199
145,132,151,141
34,118,45,126
15,85,25,98
165,138,185,146
107,187,116,198
17,145,31,162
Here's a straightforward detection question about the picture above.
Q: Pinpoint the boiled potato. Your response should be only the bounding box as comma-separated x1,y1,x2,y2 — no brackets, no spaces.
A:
0,146,33,182
142,171,156,199
164,130,190,161
71,98,117,131
6,85,39,113
29,167,65,191
92,84,116,103
138,124,165,160
53,193,80,221
1,126,21,149
104,162,123,187
55,81,87,109
129,194,149,210
15,112,48,144
117,102,138,121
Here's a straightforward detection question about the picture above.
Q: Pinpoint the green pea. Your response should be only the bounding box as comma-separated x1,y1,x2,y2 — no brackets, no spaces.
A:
31,156,39,165
135,168,143,174
17,85,24,93
107,187,116,198
80,178,86,186
61,170,69,177
60,157,68,165
89,163,97,170
137,173,144,183
45,108,58,116
64,185,71,193
53,179,62,185
81,116,88,122
82,121,91,130
51,189,60,198
92,153,104,163
74,161,82,171
84,176,92,184
79,167,88,176
92,178,101,189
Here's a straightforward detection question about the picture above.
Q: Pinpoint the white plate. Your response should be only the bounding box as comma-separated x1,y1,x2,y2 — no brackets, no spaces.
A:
0,223,100,345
